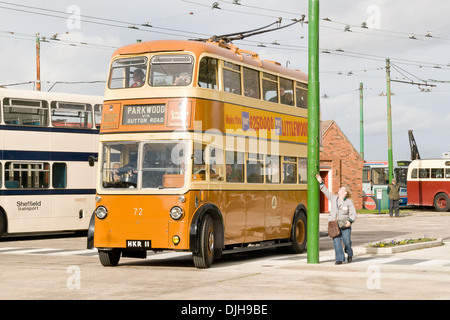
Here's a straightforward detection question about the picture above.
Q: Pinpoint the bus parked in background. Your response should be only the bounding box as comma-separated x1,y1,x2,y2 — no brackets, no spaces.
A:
407,159,450,211
0,89,102,237
362,160,410,210
90,39,309,268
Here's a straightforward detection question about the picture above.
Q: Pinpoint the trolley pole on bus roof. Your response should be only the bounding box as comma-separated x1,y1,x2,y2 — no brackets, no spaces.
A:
307,0,320,264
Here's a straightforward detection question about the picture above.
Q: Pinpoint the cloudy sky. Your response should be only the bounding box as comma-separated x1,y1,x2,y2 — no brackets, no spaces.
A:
0,0,449,161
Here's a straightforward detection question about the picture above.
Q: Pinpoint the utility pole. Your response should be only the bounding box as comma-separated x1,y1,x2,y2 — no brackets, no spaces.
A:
385,59,394,183
307,0,320,264
36,33,41,91
385,59,393,182
359,83,364,159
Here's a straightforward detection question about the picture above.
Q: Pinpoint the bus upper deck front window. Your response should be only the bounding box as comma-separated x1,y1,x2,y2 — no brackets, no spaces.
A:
101,141,187,190
108,57,148,89
149,54,193,86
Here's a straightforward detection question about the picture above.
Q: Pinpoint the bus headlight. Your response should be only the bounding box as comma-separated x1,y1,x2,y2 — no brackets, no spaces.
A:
95,206,108,219
169,206,184,220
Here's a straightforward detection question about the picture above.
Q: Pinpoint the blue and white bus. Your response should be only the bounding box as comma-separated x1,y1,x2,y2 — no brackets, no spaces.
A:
362,160,410,210
0,89,102,237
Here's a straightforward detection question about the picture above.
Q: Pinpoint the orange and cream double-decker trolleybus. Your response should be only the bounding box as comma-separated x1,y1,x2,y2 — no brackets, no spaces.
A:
89,39,309,268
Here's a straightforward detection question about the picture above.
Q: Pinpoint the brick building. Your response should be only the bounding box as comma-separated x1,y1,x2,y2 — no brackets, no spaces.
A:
319,120,364,212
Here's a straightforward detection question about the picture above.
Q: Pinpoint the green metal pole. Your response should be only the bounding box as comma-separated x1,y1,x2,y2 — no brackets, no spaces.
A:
359,83,364,159
385,59,394,182
307,0,320,264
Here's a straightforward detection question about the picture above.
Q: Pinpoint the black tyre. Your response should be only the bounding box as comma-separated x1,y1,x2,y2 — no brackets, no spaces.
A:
193,214,215,268
285,211,307,254
98,249,122,267
0,212,6,238
434,193,450,212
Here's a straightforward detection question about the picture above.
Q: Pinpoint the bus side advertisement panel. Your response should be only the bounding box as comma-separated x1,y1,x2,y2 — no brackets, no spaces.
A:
223,104,307,144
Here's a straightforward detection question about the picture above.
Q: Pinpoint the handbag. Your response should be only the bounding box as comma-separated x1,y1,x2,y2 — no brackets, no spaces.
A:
328,217,340,238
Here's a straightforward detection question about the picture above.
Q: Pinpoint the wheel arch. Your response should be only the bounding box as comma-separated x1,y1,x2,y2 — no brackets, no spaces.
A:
0,206,7,237
291,203,307,236
189,203,224,253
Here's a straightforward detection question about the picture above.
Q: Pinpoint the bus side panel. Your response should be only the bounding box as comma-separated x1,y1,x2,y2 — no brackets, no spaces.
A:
281,190,307,237
2,195,51,233
50,195,92,231
408,180,450,207
244,191,266,243
264,191,283,240
222,190,246,244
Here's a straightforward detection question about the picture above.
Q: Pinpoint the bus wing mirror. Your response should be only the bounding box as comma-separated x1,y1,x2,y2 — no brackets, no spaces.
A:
88,155,97,167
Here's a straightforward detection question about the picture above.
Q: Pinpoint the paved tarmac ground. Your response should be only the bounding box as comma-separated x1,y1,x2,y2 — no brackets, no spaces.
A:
0,209,449,302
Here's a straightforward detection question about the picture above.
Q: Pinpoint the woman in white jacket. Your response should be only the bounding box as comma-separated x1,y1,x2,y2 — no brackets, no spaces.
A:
316,174,357,264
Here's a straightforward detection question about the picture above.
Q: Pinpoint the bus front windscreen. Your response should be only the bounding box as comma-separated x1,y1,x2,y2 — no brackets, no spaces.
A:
101,140,187,190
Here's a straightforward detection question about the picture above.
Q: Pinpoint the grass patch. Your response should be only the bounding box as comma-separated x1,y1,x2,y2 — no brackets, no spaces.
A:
357,209,410,215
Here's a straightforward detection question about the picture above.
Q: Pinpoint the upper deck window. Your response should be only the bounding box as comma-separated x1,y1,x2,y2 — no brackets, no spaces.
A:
198,57,218,89
262,72,278,102
108,57,148,89
3,98,49,126
149,54,193,87
51,102,93,128
223,61,241,95
296,81,307,108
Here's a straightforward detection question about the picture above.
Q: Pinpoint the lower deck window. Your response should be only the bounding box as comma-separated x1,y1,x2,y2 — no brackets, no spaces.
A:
5,162,49,189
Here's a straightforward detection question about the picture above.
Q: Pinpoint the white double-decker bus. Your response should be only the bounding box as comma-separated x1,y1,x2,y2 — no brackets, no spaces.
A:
0,89,102,237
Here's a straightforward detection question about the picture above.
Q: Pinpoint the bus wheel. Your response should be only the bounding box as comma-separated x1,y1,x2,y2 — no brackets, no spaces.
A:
434,193,450,212
98,249,121,267
0,212,6,238
286,211,307,254
193,214,214,268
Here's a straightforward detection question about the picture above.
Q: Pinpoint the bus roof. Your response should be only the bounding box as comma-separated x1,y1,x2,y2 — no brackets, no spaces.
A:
111,39,308,82
410,159,450,167
0,88,103,103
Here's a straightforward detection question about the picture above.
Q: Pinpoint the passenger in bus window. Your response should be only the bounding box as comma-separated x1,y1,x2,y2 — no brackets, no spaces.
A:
130,69,145,88
174,73,191,86
280,87,293,105
283,164,296,183
226,164,242,182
